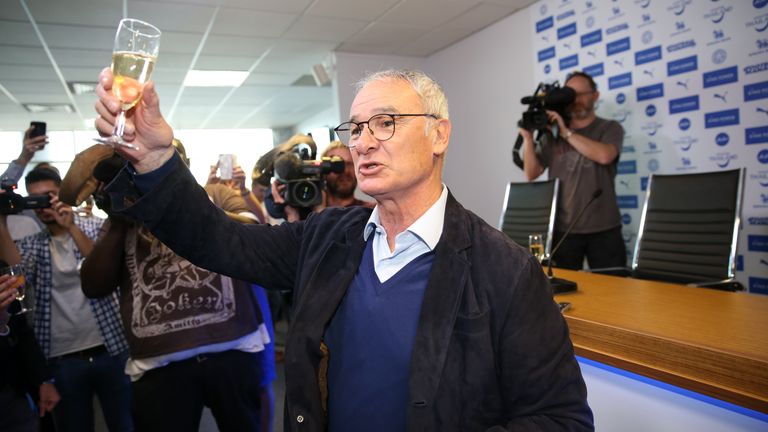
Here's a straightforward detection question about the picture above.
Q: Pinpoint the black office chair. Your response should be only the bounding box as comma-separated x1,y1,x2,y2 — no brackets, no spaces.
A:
498,179,559,257
597,169,745,291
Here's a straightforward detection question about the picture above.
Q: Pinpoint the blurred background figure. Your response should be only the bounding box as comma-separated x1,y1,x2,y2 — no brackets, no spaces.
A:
321,141,375,209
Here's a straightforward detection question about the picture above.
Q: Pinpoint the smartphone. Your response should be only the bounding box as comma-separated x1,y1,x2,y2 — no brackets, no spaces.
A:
29,121,46,138
218,154,235,180
558,302,571,313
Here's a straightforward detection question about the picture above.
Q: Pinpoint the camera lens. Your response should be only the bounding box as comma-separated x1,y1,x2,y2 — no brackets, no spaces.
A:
291,181,318,207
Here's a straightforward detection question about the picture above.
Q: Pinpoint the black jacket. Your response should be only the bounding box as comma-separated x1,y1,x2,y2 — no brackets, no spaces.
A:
0,314,51,397
108,156,593,431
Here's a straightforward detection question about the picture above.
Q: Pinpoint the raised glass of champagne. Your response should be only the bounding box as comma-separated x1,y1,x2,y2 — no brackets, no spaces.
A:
2,263,29,315
95,18,161,150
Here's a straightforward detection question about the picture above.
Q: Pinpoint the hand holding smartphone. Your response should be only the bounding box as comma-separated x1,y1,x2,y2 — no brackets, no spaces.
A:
29,121,46,139
218,154,235,180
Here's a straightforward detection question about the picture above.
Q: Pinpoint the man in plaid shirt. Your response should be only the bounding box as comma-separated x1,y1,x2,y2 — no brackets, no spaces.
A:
0,165,132,432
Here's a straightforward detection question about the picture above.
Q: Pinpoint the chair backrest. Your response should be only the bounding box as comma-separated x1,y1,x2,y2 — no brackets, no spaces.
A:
498,179,559,255
631,168,744,284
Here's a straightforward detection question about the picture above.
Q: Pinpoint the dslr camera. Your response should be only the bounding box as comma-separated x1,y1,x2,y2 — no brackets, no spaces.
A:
513,82,576,170
273,143,344,208
0,179,52,215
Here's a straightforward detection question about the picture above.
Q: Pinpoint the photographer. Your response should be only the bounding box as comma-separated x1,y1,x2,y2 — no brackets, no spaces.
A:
321,141,375,209
520,71,625,270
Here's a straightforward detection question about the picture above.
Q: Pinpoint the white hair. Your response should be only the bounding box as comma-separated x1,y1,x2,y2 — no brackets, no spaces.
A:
355,69,450,120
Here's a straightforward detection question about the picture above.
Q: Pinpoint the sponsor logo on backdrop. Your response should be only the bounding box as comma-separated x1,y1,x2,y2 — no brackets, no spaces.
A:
668,0,692,16
583,1,597,13
669,95,700,114
610,6,625,20
639,13,655,28
618,160,637,174
748,217,768,225
583,62,604,77
759,107,768,116
613,57,627,69
557,9,575,21
745,13,768,33
642,30,653,45
747,126,768,145
677,156,697,170
736,255,743,272
667,56,698,76
585,16,595,29
558,22,577,40
558,0,573,7
674,135,697,151
538,46,556,62
544,64,552,74
537,16,554,33
751,38,768,57
642,121,663,136
636,0,651,9
622,213,632,224
645,104,656,116
609,72,633,89
707,29,731,46
755,0,768,9
670,21,691,37
759,149,768,163
617,195,639,208
709,152,738,168
713,90,728,104
745,81,768,101
644,141,662,154
607,23,629,35
676,79,690,91
703,66,738,88
748,235,768,252
607,37,631,56
559,54,579,70
637,83,664,101
643,68,655,79
667,39,696,53
712,49,727,65
616,93,626,104
641,176,649,191
679,117,691,130
750,278,768,295
612,108,631,124
581,29,602,47
622,145,636,154
705,109,739,128
648,158,660,172
540,4,547,15
623,232,635,248
716,132,730,146
635,46,662,65
704,6,733,24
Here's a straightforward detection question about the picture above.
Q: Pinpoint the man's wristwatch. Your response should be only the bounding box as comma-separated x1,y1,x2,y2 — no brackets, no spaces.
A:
563,129,574,140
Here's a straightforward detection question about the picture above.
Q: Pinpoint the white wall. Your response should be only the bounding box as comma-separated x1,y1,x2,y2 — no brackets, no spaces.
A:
424,10,534,225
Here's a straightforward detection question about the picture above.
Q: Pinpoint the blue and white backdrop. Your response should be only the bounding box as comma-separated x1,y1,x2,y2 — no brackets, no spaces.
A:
529,0,768,293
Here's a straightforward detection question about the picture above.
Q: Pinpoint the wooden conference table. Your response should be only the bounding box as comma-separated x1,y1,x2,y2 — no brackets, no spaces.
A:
552,269,768,414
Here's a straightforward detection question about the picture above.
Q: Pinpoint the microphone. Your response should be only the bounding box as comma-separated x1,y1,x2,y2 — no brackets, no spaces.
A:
546,189,603,294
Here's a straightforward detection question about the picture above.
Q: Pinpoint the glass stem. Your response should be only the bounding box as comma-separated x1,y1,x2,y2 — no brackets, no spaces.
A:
113,110,127,138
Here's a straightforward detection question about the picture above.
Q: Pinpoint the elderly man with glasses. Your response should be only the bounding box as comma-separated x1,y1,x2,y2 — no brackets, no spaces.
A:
94,67,592,432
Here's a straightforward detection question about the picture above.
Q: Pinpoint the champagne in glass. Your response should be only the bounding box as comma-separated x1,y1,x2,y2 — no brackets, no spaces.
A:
2,264,29,315
95,18,161,150
529,233,545,263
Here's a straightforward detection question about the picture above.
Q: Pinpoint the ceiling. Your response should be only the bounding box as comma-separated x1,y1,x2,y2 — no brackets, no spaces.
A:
0,0,534,133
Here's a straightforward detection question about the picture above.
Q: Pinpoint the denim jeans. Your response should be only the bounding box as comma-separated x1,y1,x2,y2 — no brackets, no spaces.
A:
48,348,132,432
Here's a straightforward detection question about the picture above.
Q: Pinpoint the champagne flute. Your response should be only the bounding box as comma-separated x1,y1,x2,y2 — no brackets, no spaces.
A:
2,264,29,315
94,18,161,150
529,233,545,263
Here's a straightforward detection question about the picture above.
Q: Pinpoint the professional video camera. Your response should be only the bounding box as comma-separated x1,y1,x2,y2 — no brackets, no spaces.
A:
273,143,344,208
254,134,344,219
0,178,52,215
512,81,576,170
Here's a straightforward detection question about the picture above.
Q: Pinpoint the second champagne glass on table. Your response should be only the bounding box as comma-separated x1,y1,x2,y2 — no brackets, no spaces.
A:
529,233,545,263
95,18,161,150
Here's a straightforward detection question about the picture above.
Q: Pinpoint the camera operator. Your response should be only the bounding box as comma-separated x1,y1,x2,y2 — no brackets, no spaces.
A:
1,125,50,235
520,71,625,270
321,141,375,209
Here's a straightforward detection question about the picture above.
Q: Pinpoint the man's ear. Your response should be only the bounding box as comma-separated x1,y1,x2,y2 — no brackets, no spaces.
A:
431,118,451,156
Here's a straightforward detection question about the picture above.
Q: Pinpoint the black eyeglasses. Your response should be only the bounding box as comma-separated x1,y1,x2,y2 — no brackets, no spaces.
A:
334,113,438,148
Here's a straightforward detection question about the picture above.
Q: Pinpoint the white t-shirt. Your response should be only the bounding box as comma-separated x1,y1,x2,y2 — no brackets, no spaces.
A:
48,234,103,357
7,214,41,241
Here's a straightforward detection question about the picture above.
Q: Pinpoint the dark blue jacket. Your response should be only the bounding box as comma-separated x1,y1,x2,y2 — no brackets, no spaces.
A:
108,157,593,431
